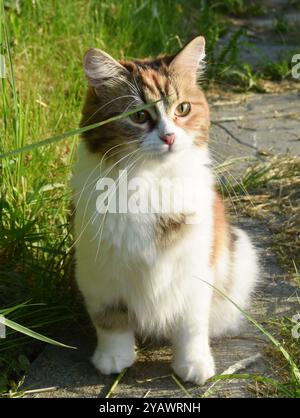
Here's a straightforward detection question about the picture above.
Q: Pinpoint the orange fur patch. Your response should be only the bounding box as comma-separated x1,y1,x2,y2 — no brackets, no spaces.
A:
210,192,229,266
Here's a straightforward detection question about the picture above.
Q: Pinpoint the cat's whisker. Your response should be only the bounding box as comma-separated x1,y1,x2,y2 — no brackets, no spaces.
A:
210,154,240,215
122,77,141,97
80,146,140,226
73,140,140,200
83,94,140,125
98,140,141,176
216,165,254,206
132,74,143,96
213,169,239,216
210,148,255,207
93,152,144,260
79,147,141,238
212,159,241,203
70,148,141,253
93,156,144,262
71,140,140,217
122,98,143,114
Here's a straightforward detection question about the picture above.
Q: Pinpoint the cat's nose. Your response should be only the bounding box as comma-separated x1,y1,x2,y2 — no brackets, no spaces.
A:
160,133,176,145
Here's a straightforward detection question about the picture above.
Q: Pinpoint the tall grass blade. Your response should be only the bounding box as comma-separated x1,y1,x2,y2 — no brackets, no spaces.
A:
0,100,162,159
196,277,300,385
105,368,127,398
0,316,76,349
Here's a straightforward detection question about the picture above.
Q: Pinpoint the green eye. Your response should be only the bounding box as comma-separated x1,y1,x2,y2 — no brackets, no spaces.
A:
130,110,150,124
175,102,191,117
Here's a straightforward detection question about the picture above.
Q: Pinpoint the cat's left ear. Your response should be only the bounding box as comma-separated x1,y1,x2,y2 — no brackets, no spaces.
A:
170,36,205,79
83,48,129,87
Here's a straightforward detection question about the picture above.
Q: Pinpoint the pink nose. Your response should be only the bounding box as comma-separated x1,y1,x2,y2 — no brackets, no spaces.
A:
160,133,176,145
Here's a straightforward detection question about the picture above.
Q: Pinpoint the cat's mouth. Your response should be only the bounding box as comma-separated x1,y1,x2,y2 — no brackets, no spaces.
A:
141,143,185,160
143,145,186,160
167,143,174,153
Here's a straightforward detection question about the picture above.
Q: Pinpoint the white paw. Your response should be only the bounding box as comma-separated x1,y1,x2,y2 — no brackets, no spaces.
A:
172,355,215,385
92,348,136,375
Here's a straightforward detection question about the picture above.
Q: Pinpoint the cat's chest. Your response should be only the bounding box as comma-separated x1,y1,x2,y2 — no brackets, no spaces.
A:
72,146,214,261
99,212,155,248
99,211,191,247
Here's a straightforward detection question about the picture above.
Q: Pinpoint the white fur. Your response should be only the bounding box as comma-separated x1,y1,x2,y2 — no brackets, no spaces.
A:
92,329,136,375
71,141,258,385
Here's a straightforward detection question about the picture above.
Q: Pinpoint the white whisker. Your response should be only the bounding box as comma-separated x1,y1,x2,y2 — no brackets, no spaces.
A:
71,140,140,216
70,148,141,253
93,152,144,260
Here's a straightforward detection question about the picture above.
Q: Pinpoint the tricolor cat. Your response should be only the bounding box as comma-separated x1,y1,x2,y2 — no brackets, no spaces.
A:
71,36,259,385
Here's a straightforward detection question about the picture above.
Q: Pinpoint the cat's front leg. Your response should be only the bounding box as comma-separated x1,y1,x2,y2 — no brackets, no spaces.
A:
171,279,215,385
90,305,136,375
92,329,136,375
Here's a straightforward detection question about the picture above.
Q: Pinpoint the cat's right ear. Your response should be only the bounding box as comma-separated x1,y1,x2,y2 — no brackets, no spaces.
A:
83,48,129,87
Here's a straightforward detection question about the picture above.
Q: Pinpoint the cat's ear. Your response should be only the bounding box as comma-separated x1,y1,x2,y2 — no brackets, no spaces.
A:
83,48,129,87
170,36,205,79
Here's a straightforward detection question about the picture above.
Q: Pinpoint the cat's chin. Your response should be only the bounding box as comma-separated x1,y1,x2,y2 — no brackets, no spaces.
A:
143,145,186,159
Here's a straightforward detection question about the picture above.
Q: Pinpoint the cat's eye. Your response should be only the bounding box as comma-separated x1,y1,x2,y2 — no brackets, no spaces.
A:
175,102,191,117
130,110,150,124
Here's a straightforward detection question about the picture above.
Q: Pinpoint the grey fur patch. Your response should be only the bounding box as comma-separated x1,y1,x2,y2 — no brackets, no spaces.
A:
92,302,130,331
155,213,191,248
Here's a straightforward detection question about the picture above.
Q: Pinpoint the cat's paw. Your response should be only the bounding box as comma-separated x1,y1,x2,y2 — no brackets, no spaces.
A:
172,355,215,385
92,347,136,375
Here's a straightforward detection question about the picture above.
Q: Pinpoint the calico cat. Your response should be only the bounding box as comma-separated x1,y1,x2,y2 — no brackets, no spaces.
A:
71,36,259,385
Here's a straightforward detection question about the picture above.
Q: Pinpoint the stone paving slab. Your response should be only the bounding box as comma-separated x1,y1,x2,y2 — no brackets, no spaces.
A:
221,1,300,67
209,92,300,175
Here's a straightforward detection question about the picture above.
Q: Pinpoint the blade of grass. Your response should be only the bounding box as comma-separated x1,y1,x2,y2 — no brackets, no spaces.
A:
0,300,33,315
195,277,300,384
214,156,255,172
171,373,192,398
0,316,76,349
201,353,262,397
0,99,162,159
207,373,294,397
105,367,127,398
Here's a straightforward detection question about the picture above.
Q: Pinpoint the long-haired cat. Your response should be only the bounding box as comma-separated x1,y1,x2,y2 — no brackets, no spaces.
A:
71,36,259,385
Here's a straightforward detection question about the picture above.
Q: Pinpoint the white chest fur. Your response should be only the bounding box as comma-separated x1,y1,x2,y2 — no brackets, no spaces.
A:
71,144,215,332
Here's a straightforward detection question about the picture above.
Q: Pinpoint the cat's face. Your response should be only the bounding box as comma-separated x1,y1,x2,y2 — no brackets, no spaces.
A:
81,36,210,160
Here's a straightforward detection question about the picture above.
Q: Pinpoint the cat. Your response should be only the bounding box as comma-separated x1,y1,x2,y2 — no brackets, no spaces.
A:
71,36,259,385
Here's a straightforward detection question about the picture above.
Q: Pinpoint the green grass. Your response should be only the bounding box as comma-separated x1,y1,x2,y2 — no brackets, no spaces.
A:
0,0,299,396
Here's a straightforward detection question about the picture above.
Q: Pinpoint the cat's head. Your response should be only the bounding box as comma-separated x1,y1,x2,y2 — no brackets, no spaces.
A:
81,36,209,160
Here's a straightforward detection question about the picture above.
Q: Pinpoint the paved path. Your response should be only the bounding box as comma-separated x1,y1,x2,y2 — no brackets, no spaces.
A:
209,91,300,175
222,0,299,68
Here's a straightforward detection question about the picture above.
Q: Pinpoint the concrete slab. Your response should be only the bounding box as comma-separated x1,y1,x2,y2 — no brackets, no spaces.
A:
209,92,300,175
